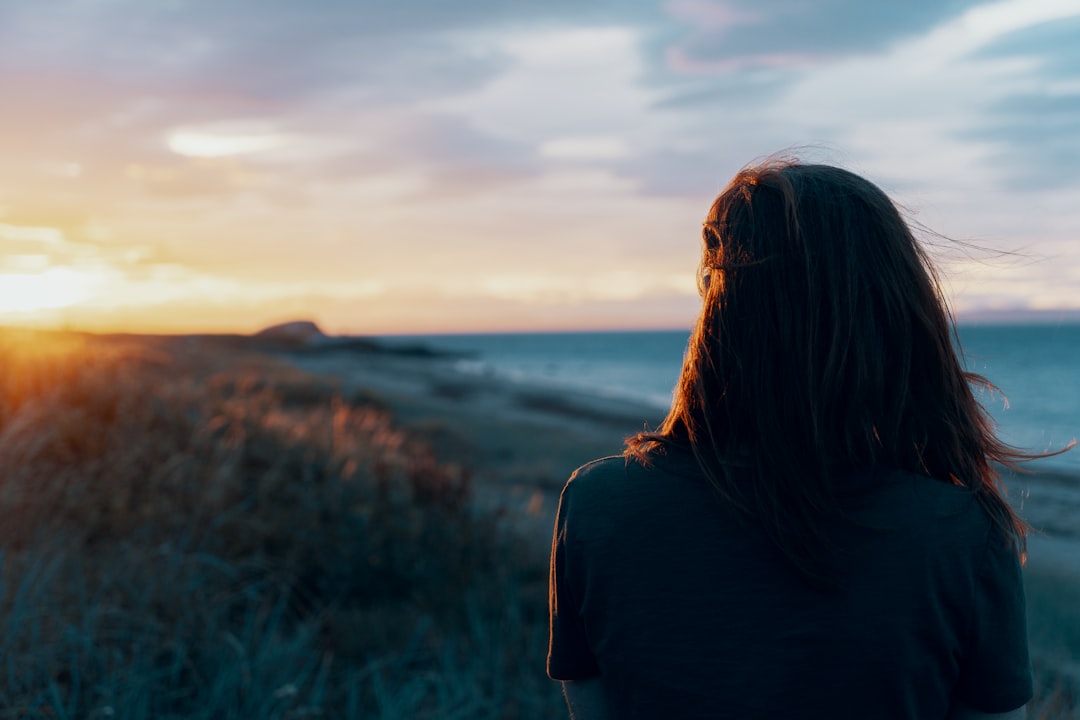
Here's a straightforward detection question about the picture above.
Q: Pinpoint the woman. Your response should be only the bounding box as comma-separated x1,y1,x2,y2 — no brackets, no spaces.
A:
548,160,1037,719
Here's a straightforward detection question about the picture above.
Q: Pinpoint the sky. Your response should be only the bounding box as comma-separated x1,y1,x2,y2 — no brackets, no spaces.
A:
0,0,1078,335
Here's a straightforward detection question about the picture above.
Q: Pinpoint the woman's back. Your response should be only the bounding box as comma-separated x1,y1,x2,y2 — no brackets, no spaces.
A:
549,452,1030,719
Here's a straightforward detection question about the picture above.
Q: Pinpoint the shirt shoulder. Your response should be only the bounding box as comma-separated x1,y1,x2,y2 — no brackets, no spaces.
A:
565,455,630,489
563,451,706,506
558,456,632,524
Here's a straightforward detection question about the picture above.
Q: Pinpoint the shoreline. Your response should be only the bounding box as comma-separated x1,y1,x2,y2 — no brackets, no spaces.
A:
281,348,665,548
40,326,1077,572
277,344,1080,570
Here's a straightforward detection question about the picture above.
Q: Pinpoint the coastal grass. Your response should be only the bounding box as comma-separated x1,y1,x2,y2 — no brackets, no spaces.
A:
0,329,1076,718
1026,562,1080,719
0,330,564,719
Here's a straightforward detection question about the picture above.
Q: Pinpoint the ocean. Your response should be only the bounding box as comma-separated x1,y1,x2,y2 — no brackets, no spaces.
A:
381,324,1080,475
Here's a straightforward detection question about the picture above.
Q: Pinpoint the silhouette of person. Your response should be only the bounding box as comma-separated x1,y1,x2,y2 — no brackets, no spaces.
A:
549,160,1035,720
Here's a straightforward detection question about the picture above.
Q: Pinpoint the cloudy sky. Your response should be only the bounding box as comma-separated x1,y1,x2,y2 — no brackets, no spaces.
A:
1,0,1078,334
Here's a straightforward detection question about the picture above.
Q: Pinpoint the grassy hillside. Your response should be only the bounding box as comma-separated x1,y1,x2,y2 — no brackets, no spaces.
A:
0,330,563,718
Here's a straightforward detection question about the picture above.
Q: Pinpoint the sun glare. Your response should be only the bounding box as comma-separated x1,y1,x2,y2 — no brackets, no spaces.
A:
0,269,97,315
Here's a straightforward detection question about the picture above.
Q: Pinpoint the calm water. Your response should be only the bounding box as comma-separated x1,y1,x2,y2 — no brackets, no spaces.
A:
382,324,1080,474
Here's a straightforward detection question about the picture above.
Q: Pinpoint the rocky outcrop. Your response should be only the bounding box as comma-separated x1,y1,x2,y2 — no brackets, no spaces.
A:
253,320,326,346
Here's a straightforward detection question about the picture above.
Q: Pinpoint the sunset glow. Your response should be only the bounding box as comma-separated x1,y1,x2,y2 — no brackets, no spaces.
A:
1,0,1078,334
0,269,99,314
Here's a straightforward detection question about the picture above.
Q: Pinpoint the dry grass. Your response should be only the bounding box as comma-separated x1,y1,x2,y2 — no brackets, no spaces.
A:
0,329,562,719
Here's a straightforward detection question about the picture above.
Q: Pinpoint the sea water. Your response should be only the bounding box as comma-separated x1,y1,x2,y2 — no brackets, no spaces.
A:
383,324,1080,475
959,324,1079,474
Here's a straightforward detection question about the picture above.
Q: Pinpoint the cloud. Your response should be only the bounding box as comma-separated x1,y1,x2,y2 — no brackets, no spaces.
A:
540,137,629,160
978,13,1080,73
426,27,658,142
962,16,1080,187
0,223,66,245
382,114,541,194
972,92,1080,187
167,125,285,158
0,0,650,106
0,2,593,214
663,0,990,72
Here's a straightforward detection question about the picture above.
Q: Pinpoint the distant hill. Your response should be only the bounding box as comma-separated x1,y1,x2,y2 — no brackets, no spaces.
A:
250,320,468,358
254,320,326,345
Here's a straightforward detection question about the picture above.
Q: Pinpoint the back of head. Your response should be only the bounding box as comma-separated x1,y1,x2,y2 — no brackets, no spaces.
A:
628,158,1027,585
695,161,959,470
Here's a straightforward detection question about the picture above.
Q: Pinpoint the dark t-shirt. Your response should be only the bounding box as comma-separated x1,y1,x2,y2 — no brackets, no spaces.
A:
547,451,1032,719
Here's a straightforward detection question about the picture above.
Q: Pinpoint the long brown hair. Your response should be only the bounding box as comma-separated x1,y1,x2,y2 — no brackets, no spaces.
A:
626,159,1042,585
